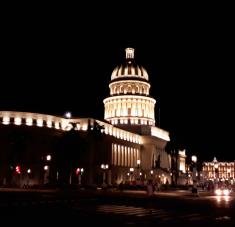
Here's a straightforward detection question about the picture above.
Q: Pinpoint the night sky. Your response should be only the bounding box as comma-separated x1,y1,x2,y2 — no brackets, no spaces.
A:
1,4,234,162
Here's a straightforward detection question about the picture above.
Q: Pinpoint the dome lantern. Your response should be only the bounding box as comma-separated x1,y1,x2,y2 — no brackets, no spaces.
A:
125,48,135,59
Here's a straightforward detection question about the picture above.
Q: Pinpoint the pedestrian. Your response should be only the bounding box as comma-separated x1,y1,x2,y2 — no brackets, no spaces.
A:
165,179,169,190
119,181,124,192
146,180,154,213
147,180,154,197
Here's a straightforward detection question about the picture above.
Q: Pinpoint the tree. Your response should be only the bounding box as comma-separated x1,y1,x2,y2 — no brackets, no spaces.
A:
6,129,30,185
165,136,183,186
55,123,85,186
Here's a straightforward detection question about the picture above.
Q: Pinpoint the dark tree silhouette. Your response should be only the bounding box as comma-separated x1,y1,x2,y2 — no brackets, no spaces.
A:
55,123,85,186
165,137,180,185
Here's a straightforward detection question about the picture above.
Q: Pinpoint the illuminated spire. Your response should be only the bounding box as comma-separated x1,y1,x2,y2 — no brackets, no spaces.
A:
125,48,135,59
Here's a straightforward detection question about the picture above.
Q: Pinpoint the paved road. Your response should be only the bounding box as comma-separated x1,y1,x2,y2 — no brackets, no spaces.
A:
0,188,234,226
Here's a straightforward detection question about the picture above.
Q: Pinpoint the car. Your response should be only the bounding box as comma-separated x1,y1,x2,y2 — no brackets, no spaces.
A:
214,188,231,196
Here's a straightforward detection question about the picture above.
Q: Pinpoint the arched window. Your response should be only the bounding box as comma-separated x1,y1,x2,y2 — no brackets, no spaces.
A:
120,86,124,93
127,85,132,93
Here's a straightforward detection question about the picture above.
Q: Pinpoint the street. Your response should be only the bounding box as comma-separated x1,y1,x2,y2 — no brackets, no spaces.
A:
0,188,234,226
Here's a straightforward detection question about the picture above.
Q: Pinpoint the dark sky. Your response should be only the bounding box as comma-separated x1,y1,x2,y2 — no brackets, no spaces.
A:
1,4,234,162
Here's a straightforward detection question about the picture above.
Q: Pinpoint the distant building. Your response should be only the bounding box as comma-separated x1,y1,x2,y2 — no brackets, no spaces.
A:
170,149,187,185
0,48,171,187
203,157,235,182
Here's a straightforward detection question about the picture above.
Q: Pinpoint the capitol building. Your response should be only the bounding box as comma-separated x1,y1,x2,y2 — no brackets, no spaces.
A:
0,48,172,187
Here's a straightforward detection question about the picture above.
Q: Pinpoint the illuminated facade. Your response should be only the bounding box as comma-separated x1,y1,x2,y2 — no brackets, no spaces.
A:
104,48,171,185
0,48,171,187
203,157,235,181
178,150,186,173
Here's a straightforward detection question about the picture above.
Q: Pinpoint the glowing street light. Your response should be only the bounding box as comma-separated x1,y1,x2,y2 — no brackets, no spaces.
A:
136,160,141,182
129,168,134,182
101,164,109,186
213,157,219,181
26,168,31,187
46,155,51,161
192,155,197,163
150,170,154,178
65,111,72,119
191,155,198,195
76,168,84,185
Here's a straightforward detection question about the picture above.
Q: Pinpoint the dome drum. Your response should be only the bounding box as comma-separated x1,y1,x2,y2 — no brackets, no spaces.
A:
109,80,150,96
104,95,155,126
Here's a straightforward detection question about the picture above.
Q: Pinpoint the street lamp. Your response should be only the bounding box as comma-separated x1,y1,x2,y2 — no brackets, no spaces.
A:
26,168,31,188
65,111,72,119
213,157,219,182
101,164,109,187
192,155,197,163
46,155,51,161
130,168,134,183
44,154,52,184
76,168,84,185
191,155,198,195
136,160,141,183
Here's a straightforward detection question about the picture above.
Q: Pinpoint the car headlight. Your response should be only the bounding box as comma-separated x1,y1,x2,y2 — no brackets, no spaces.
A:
215,189,222,195
223,189,230,196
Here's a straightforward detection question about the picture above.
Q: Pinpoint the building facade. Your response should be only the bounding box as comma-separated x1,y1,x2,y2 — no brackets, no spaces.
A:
203,157,235,183
0,48,171,187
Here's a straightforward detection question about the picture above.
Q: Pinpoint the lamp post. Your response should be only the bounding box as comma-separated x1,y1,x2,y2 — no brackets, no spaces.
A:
44,154,52,185
44,165,49,184
76,168,84,185
150,170,154,178
101,164,109,187
130,168,134,184
137,160,141,183
27,168,31,188
46,155,51,161
213,158,219,182
191,155,198,195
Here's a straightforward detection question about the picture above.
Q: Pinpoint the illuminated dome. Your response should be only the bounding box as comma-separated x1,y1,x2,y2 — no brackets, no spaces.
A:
111,48,149,81
104,48,156,128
